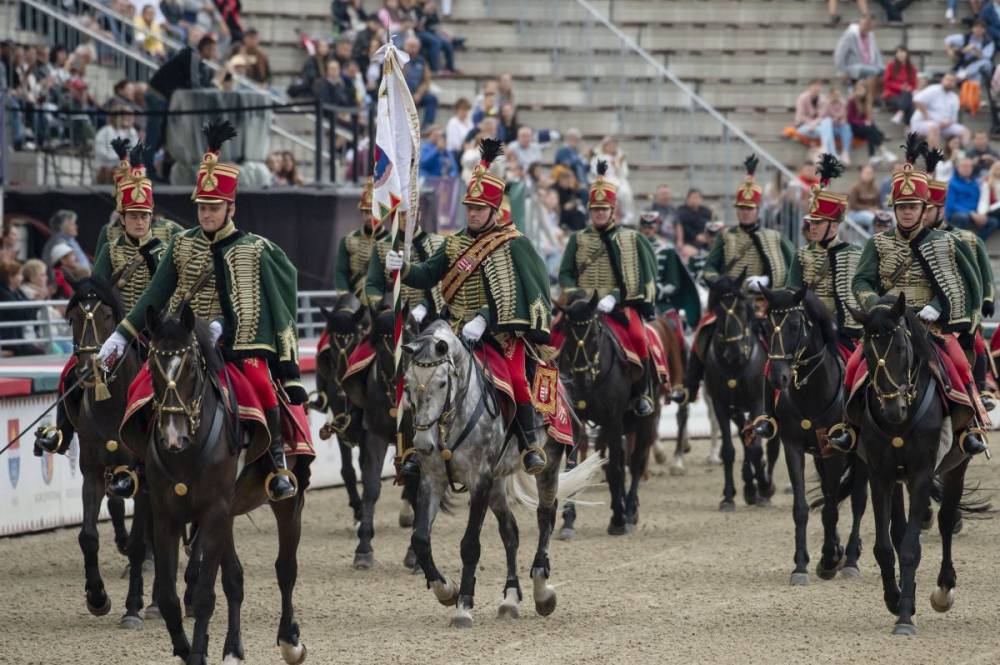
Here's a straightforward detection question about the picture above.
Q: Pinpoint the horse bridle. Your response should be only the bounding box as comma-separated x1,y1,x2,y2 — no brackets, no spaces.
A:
767,305,827,390
149,340,207,435
715,294,752,358
564,315,602,383
864,319,916,405
323,326,363,435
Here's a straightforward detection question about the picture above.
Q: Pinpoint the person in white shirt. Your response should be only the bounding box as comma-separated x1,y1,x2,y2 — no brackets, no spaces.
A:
445,97,472,158
910,72,971,147
93,104,139,179
507,125,545,167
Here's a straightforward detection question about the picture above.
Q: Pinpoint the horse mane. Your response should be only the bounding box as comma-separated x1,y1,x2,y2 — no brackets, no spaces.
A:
67,276,125,321
153,314,225,375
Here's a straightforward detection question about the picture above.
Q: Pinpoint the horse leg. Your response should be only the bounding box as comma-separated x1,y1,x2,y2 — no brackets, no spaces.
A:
489,480,522,620
220,535,245,664
107,495,129,557
931,457,969,614
531,441,562,617
152,514,190,661
706,399,722,465
80,469,110,616
183,529,201,618
452,477,492,628
411,477,454,605
815,454,846,580
271,474,307,665
354,436,388,569
402,472,420,571
399,483,415,529
558,429,582,540
671,402,689,476
783,441,810,585
338,440,363,524
890,483,906,556
605,424,628,534
120,487,149,629
625,418,653,526
717,401,737,511
893,466,933,635
843,457,868,576
869,471,901,619
187,509,229,665
764,438,781,496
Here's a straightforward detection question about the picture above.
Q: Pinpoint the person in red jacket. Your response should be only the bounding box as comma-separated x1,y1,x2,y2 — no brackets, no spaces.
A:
883,44,918,125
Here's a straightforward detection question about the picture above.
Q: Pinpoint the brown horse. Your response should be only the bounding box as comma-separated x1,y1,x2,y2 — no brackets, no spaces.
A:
647,311,694,474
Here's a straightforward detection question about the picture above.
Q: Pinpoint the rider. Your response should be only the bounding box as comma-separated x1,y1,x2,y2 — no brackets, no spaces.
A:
97,120,307,501
829,134,988,456
365,212,445,324
385,138,551,475
639,210,701,328
335,179,387,302
682,154,795,404
557,160,660,416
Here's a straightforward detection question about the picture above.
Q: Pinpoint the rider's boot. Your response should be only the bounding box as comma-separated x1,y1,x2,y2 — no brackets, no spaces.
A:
34,394,77,456
108,464,140,499
629,357,656,417
753,390,778,440
959,427,989,457
827,420,858,453
514,404,546,475
972,352,995,411
263,406,298,501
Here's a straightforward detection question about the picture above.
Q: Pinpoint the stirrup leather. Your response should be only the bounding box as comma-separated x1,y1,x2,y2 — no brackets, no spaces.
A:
264,468,299,502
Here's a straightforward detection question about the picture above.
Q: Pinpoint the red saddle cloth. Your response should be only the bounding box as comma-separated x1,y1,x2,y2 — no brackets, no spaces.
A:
344,338,376,381
317,329,330,355
58,355,79,393
551,314,668,383
990,325,1000,360
121,361,314,459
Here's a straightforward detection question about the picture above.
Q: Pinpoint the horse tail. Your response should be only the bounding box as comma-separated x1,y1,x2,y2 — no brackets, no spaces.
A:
507,452,606,510
929,478,994,518
809,454,857,511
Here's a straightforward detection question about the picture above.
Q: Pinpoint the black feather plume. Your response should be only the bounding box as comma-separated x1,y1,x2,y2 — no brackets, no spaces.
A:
203,119,238,153
923,146,945,175
129,142,145,170
596,159,609,177
901,132,927,166
110,137,131,161
478,137,503,167
816,153,844,186
743,154,759,177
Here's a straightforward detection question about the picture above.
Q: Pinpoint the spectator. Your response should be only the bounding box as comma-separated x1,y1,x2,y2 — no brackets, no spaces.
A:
445,97,473,162
795,79,839,157
876,0,915,23
19,258,67,352
403,0,454,73
50,243,86,298
827,0,869,24
105,79,136,113
537,187,566,277
647,184,678,243
847,80,895,164
402,35,437,124
289,38,329,97
241,28,270,84
590,136,635,224
553,166,587,232
872,209,894,233
883,44,918,125
281,151,304,185
41,210,91,277
134,4,168,59
94,105,139,181
159,0,188,41
974,160,1000,239
821,84,854,165
266,151,287,185
834,14,885,84
0,260,43,356
946,18,996,84
945,157,984,229
0,223,21,264
419,125,457,178
497,102,518,143
676,188,714,261
554,128,589,187
847,164,882,229
213,0,244,42
507,126,545,168
318,59,354,111
937,134,966,182
18,259,50,301
332,0,368,34
459,118,497,182
472,89,498,125
497,72,514,107
911,72,971,147
352,14,383,73
980,0,1000,44
378,0,411,35
332,37,354,70
968,131,999,179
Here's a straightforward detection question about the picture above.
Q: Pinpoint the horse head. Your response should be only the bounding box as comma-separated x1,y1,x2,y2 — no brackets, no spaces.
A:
848,292,925,425
145,303,217,452
761,286,810,391
66,276,125,360
556,290,604,389
708,274,754,367
401,321,465,455
319,292,368,375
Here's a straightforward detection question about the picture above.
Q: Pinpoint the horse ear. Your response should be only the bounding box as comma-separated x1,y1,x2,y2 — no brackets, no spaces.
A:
180,304,196,332
319,305,333,323
795,286,807,304
144,305,159,334
402,342,418,356
846,303,867,327
588,291,599,310
352,306,366,325
737,267,748,285
892,291,906,319
435,339,449,356
759,285,775,303
703,275,718,289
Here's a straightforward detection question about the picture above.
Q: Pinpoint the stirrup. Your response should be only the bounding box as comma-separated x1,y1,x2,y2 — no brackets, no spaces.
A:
827,423,857,453
307,390,328,412
632,395,655,416
751,415,778,439
520,446,548,476
35,425,64,454
264,468,299,502
109,465,139,500
958,427,990,458
670,386,689,405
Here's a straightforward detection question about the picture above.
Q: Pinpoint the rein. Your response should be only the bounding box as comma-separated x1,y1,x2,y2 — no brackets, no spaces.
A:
564,315,602,382
865,320,916,405
767,305,831,391
149,340,206,435
323,325,364,436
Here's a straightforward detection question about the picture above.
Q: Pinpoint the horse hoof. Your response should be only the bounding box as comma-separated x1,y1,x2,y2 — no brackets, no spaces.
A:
87,593,111,617
119,614,143,629
706,453,722,466
142,559,154,573
607,521,628,536
789,572,809,586
719,500,735,513
222,655,244,665
398,504,414,528
403,547,419,572
760,481,776,499
625,511,639,526
816,563,840,581
653,446,668,465
669,463,686,476
930,586,955,613
279,639,307,664
755,497,771,509
432,579,459,607
921,508,935,531
953,518,964,535
353,551,375,570
841,566,861,579
532,575,557,617
449,611,474,629
144,603,161,620
892,623,917,636
497,588,520,619
557,527,576,541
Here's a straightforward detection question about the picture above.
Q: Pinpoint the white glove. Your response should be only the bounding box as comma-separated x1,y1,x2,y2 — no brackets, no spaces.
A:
918,305,940,322
658,283,677,297
209,320,223,345
461,315,487,342
411,304,427,323
597,294,617,313
385,250,404,271
98,331,127,368
746,275,770,292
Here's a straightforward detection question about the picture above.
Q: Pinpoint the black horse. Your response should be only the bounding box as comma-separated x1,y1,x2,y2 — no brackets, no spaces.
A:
137,305,311,664
760,286,868,584
556,292,657,535
702,275,774,511
312,292,369,524
847,293,990,635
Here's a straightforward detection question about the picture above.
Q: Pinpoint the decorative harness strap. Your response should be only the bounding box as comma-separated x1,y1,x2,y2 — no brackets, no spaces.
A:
440,227,520,302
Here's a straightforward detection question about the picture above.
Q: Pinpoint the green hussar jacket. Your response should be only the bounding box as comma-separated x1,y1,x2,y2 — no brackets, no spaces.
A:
786,240,864,338
114,220,304,390
941,222,994,310
654,243,701,328
852,227,982,334
401,224,553,341
92,231,167,313
335,225,386,299
558,223,658,318
703,224,795,288
95,216,183,258
366,230,445,314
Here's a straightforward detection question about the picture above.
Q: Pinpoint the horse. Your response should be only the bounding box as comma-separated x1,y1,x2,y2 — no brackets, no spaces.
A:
312,292,368,524
138,304,310,664
846,293,991,635
648,310,693,475
61,276,152,628
759,286,868,585
701,275,775,511
401,321,604,627
555,292,658,534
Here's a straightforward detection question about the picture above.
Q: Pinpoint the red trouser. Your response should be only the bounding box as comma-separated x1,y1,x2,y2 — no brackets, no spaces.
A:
475,336,531,404
624,307,649,360
239,357,279,410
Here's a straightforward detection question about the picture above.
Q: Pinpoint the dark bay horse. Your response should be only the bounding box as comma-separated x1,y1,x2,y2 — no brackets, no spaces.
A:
760,287,868,585
649,310,692,475
61,277,151,627
702,275,773,511
312,292,368,524
556,293,657,534
847,293,991,635
138,305,310,664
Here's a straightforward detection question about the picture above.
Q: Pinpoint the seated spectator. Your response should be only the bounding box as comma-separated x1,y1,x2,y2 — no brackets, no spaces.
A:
214,0,244,42
241,28,271,85
459,118,498,181
876,0,914,23
94,104,139,182
403,0,453,73
497,102,518,143
883,45,918,125
19,258,67,352
134,4,168,59
553,165,587,232
980,0,1000,45
945,157,985,230
0,260,43,356
0,223,21,264
19,259,50,301
332,0,368,34
146,31,218,158
911,72,971,147
497,72,515,107
332,37,354,69
419,125,457,178
821,84,854,165
554,128,589,187
352,14,383,74
159,0,188,41
402,35,437,124
445,97,473,163
847,164,882,230
318,60,356,127
507,126,545,168
418,0,460,73
974,160,1000,239
969,131,999,179
676,188,714,261
934,135,965,183
281,151,304,185
472,89,499,125
289,38,329,97
946,18,995,84
266,151,288,185
378,0,412,37
41,210,90,277
847,80,895,164
795,80,839,157
49,243,88,298
827,0,870,24
647,184,678,243
834,14,885,84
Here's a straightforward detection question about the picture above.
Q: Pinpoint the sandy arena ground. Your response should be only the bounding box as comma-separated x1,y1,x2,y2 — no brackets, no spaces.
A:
2,435,1000,665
